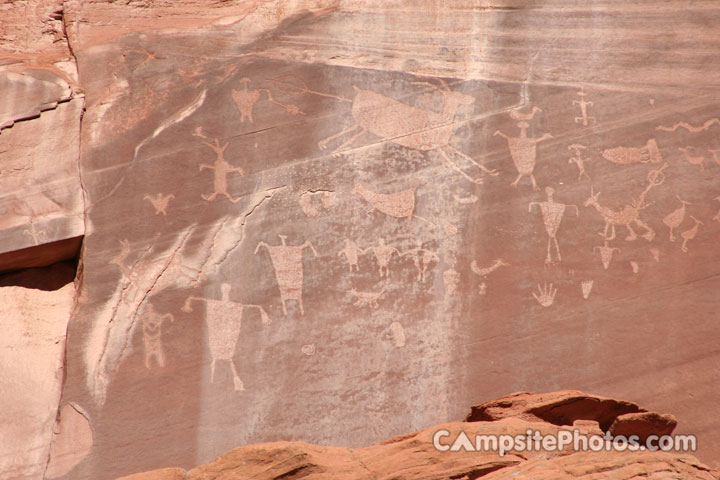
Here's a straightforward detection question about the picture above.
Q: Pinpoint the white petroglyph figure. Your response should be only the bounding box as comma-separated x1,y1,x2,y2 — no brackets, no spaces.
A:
529,187,578,264
143,193,175,215
401,241,439,281
494,115,553,190
199,139,244,203
338,239,363,272
662,196,692,242
568,144,591,181
573,87,595,126
532,283,557,307
363,238,399,278
139,303,174,369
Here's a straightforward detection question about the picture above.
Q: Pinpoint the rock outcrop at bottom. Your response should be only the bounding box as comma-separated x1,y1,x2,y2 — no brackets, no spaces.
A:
117,391,718,480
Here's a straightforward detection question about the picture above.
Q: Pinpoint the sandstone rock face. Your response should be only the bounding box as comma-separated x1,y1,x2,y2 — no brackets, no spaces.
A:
2,1,720,479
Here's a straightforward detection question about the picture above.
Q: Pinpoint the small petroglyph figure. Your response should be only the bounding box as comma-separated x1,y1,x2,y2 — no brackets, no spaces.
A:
182,283,271,391
713,197,720,223
453,193,478,204
678,147,706,172
494,118,553,190
680,216,703,253
533,283,557,307
509,105,542,122
630,261,640,273
581,280,594,299
650,247,660,262
401,241,439,281
471,259,508,295
349,284,387,308
231,77,302,123
199,139,244,203
529,187,578,264
573,87,595,126
568,144,591,181
657,118,720,133
143,193,175,215
602,139,662,165
363,238,399,278
140,303,174,369
478,282,488,295
594,236,621,270
443,268,460,297
338,239,363,272
301,344,316,356
389,322,406,347
255,235,318,316
23,221,47,245
663,196,692,241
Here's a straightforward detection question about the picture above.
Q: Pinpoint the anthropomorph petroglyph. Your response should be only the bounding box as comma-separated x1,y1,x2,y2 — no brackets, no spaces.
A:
594,234,621,270
255,235,318,315
494,113,553,190
363,238,399,278
401,241,439,281
182,283,270,391
529,187,578,264
657,118,720,133
573,87,595,126
568,144,591,181
581,280,594,299
273,75,498,184
352,182,436,227
680,216,703,253
602,139,662,165
349,284,387,308
533,283,557,307
231,77,302,123
678,147,706,172
338,239,363,272
663,196,692,241
139,303,174,369
143,193,174,216
23,221,47,246
199,139,244,203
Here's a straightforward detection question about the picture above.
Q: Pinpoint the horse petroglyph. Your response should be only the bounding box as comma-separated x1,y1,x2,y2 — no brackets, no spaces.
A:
494,111,553,190
255,235,318,316
199,139,244,203
140,303,174,369
182,284,270,391
529,187,578,264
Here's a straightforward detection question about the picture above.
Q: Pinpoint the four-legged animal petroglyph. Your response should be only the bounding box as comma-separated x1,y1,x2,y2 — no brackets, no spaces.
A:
601,139,662,165
495,117,553,190
680,216,703,253
568,144,591,181
338,239,363,272
363,238,399,278
532,283,557,307
657,118,720,133
144,193,174,215
231,78,302,123
349,284,387,308
529,187,578,264
199,139,244,203
573,87,595,126
255,235,318,315
140,303,174,369
662,196,692,241
678,147,706,172
401,241,439,281
182,284,270,391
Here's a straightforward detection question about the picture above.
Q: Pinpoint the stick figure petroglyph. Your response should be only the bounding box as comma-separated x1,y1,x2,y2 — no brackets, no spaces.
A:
363,238,399,278
182,283,270,391
231,77,302,123
199,139,244,203
143,193,175,215
338,239,363,272
680,216,703,253
573,87,595,126
139,303,174,369
533,283,557,307
529,187,578,264
255,235,318,315
662,196,692,241
602,139,662,165
568,144,591,181
494,118,553,190
401,241,439,281
678,147,706,172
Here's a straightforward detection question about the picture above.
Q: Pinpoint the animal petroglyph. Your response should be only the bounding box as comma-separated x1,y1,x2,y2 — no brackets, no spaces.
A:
338,239,363,272
363,239,399,278
602,139,662,165
299,190,336,217
182,284,270,391
573,87,595,126
276,75,498,184
529,187,578,264
581,280,594,299
657,118,720,133
594,237,621,270
199,139,244,203
568,144,591,181
509,105,542,122
255,235,318,315
301,344,316,356
389,322,406,347
680,216,703,253
662,196,692,241
143,193,174,215
533,283,557,307
352,182,436,227
494,116,553,190
349,284,387,308
401,241,439,281
678,147,706,172
139,303,174,369
231,77,302,123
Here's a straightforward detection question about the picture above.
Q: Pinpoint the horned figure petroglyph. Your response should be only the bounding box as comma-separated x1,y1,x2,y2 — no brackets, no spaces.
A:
231,77,302,123
583,163,667,242
662,196,692,241
139,303,174,369
601,139,662,165
199,139,244,203
182,283,270,391
363,238,399,278
678,147,706,172
349,284,387,308
568,144,591,181
680,216,703,253
494,109,553,190
338,239,363,272
529,187,578,264
255,235,318,315
533,283,557,307
143,193,174,215
271,75,498,184
352,182,436,227
401,241,439,281
573,87,595,126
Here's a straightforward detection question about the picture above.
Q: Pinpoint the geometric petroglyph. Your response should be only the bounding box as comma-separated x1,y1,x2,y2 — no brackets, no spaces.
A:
656,118,720,133
301,344,316,356
529,187,578,264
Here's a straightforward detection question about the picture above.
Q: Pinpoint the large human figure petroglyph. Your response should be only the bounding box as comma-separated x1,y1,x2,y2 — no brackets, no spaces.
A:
182,284,270,391
271,75,498,184
199,139,244,203
139,303,174,369
255,235,318,315
529,187,578,264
